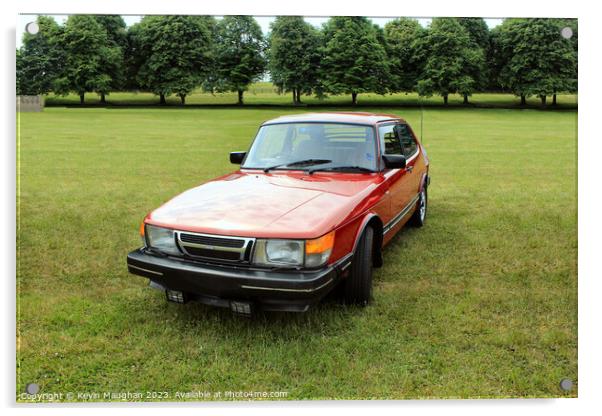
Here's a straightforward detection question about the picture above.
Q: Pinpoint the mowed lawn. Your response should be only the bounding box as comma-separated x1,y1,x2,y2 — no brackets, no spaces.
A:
17,106,577,400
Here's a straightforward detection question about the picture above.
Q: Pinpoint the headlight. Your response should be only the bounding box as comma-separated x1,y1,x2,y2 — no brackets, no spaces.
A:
145,224,180,256
252,231,335,268
253,239,304,267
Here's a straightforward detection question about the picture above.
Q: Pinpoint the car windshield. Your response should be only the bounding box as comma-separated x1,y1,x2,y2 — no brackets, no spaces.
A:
242,122,378,172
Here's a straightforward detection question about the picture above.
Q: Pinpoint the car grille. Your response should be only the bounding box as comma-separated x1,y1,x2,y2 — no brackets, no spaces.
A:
177,231,254,263
179,233,245,248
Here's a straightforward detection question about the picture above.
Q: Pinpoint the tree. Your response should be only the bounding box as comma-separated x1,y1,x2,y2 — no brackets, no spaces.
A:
383,18,426,93
92,15,127,103
455,18,489,103
268,16,321,105
53,15,121,104
320,17,389,105
16,16,64,96
416,18,485,104
496,18,577,105
132,15,215,105
209,16,266,105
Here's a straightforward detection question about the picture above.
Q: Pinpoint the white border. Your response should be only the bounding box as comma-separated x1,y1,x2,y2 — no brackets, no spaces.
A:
4,1,600,415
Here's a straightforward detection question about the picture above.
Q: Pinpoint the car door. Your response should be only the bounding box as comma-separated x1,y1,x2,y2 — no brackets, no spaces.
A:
395,123,422,196
378,123,414,227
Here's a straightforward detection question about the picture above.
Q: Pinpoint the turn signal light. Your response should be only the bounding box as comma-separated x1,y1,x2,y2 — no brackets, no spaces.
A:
305,231,335,267
306,230,335,254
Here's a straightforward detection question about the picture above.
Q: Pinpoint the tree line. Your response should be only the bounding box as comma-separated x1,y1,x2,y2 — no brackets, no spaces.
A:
16,15,577,106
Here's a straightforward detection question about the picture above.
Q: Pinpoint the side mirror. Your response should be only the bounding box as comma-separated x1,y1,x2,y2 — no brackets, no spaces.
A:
230,151,246,164
382,154,406,169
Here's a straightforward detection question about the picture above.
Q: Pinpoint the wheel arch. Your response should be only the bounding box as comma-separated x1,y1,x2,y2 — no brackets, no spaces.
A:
420,172,430,191
352,214,384,268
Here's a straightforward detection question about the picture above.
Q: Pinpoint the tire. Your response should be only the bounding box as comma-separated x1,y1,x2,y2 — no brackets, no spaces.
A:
409,186,427,227
343,226,374,306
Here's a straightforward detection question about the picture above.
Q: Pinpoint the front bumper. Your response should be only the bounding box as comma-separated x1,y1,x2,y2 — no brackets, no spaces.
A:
126,248,351,312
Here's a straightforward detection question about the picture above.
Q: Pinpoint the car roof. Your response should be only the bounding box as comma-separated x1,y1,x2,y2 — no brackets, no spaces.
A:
261,112,406,126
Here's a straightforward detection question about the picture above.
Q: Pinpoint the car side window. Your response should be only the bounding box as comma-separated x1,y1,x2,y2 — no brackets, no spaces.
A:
378,124,403,155
396,124,418,158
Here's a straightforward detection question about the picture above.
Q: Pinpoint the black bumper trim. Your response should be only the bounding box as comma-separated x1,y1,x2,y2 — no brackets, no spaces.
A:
127,248,350,312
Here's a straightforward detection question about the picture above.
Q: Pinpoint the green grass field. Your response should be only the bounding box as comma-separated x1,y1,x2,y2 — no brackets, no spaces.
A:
17,105,577,401
44,82,578,109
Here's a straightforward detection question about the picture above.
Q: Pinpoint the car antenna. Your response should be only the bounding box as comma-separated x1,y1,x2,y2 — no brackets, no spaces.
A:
420,95,424,144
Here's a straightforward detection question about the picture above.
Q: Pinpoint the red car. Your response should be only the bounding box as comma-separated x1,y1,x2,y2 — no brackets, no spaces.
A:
127,112,430,314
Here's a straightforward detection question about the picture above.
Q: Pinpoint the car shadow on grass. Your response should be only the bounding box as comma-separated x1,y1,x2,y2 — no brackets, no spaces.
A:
161,290,367,331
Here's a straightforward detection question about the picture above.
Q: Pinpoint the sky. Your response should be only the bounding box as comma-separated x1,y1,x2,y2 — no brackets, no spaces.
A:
16,14,504,47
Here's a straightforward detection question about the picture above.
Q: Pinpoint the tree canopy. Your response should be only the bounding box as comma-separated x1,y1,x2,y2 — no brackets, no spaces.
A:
52,15,123,104
457,18,490,50
268,16,321,104
384,18,426,93
89,15,127,103
130,15,215,104
91,15,127,102
17,16,65,96
496,18,577,105
16,15,578,107
416,18,486,104
320,17,389,105
210,16,266,105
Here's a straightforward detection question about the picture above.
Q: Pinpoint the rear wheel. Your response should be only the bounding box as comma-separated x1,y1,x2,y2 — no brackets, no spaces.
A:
343,227,374,306
409,187,427,227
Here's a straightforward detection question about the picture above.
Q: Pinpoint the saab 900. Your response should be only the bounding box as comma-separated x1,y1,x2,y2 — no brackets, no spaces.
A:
127,112,430,314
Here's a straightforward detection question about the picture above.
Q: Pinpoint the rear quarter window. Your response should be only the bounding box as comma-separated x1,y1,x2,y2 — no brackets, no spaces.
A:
378,124,403,155
396,124,418,158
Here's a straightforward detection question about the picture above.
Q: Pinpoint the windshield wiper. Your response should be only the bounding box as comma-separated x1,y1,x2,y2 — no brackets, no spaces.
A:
308,165,376,174
263,159,332,173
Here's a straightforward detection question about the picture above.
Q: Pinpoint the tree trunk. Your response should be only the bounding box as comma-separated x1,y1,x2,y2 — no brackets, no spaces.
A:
100,92,106,104
443,94,448,105
179,94,186,105
552,93,557,105
351,92,357,105
540,95,547,105
79,92,85,105
520,94,526,105
237,89,244,105
296,89,302,104
463,94,469,105
292,89,297,104
159,93,166,105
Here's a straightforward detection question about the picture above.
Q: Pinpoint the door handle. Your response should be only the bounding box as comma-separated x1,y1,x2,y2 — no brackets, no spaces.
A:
406,165,414,173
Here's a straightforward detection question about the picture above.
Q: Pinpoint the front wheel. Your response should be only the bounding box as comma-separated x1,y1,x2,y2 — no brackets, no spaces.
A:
409,187,427,227
342,227,374,306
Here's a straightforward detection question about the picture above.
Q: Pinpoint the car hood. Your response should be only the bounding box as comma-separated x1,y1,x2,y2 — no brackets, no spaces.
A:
147,170,384,239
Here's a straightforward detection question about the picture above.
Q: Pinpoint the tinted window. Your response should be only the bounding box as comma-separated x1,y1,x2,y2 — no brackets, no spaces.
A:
378,124,403,155
396,124,418,157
